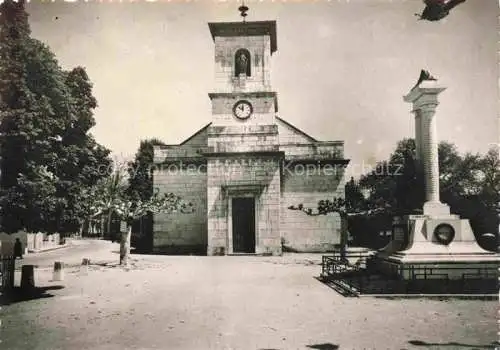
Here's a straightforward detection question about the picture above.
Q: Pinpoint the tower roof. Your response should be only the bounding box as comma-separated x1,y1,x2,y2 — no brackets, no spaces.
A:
208,21,277,54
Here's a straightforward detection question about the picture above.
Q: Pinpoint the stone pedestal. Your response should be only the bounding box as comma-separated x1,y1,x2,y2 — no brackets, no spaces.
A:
423,201,450,217
21,265,35,290
374,77,499,281
376,214,498,279
53,261,65,282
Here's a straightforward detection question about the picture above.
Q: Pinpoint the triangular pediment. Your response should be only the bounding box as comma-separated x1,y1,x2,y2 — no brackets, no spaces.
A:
154,123,210,163
180,123,211,147
276,116,317,144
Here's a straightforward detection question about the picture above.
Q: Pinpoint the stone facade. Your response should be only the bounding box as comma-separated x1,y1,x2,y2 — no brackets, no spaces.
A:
153,163,207,254
206,155,281,255
152,19,349,255
280,165,346,252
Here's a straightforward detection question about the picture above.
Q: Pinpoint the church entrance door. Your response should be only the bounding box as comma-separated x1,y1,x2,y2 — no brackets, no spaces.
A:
232,197,255,253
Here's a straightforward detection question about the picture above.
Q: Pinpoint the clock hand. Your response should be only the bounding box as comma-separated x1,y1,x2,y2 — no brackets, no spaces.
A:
239,105,245,111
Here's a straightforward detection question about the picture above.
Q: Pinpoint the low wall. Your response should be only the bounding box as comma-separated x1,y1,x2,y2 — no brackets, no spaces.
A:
0,232,28,256
39,233,60,251
0,232,61,256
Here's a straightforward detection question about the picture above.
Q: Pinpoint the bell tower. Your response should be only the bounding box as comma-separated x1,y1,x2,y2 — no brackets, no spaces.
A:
209,14,276,94
153,6,350,257
207,8,279,153
204,7,283,256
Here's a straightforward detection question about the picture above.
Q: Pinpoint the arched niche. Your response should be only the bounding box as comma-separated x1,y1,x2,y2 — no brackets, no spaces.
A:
234,48,251,77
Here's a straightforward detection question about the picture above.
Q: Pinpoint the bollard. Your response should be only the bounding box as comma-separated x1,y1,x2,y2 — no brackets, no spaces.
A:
81,258,90,275
21,265,35,290
53,261,64,281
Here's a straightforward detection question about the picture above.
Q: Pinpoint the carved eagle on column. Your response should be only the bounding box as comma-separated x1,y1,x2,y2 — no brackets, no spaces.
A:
412,69,437,89
415,0,466,21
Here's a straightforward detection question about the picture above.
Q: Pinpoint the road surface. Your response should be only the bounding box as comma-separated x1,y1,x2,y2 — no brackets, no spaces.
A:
2,253,497,350
14,239,119,270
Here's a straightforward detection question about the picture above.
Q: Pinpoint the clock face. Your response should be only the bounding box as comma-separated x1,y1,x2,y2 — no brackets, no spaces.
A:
233,100,253,120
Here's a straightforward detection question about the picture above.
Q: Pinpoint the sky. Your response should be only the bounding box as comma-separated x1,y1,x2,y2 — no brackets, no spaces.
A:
25,0,499,178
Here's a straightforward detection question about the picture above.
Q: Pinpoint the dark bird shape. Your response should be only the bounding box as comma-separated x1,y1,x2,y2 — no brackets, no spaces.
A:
413,69,437,89
415,0,466,21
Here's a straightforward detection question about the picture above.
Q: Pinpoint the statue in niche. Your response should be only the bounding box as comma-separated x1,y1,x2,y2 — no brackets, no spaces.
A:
235,50,251,77
237,53,248,75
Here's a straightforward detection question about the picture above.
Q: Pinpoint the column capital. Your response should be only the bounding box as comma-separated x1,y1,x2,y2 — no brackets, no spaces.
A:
403,80,446,110
413,103,438,117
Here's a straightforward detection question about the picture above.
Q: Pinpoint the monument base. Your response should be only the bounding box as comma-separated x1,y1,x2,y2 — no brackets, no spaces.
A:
373,214,499,280
423,200,451,217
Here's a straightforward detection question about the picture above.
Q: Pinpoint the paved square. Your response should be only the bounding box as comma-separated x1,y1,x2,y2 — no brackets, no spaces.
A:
1,251,496,350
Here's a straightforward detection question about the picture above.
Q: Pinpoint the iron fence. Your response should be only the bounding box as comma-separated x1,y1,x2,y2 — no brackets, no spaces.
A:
320,254,498,296
321,252,372,276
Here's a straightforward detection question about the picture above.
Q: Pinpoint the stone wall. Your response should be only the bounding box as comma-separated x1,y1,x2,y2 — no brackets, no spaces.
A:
153,164,208,253
40,233,60,251
209,93,276,127
214,36,272,93
0,232,28,256
207,123,278,153
280,166,346,252
207,155,281,255
0,232,61,256
154,124,209,163
276,117,317,144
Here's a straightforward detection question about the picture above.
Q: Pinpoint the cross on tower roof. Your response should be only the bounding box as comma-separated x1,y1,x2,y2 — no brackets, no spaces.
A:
238,2,249,22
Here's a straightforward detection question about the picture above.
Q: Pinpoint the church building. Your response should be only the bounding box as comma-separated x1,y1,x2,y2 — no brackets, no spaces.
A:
152,15,350,255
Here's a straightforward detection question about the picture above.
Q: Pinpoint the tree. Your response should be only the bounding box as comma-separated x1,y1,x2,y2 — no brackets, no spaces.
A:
0,0,111,233
438,142,483,202
53,67,112,233
358,139,486,213
0,0,44,231
288,138,499,255
288,193,389,260
91,168,192,265
358,138,424,212
0,165,63,231
477,147,500,214
126,139,166,249
127,138,166,201
471,147,500,238
358,139,498,236
344,177,366,211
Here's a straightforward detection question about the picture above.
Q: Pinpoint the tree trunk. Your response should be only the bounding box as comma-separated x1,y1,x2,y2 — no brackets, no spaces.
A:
106,211,112,240
78,218,88,237
77,220,84,237
120,224,132,266
100,217,105,237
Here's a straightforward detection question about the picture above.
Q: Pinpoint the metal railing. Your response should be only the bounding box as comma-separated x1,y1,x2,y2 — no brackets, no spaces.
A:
320,254,498,296
321,251,372,277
